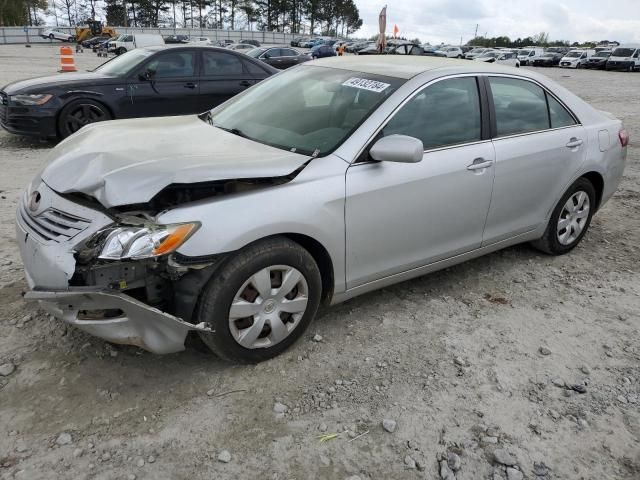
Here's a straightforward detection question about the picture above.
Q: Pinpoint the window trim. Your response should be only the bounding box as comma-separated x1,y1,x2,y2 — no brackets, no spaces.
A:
354,73,490,163
484,73,581,140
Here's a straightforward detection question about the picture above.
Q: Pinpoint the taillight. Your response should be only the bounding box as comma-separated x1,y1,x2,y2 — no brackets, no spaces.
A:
619,128,629,147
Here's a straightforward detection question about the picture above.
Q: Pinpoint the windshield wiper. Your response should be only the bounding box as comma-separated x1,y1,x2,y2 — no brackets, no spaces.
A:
214,124,250,139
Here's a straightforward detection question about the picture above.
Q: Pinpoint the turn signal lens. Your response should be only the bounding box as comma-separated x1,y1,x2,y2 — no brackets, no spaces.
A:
153,223,199,256
619,128,629,147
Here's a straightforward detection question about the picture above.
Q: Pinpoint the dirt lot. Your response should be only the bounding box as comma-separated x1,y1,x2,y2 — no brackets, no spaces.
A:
0,45,638,480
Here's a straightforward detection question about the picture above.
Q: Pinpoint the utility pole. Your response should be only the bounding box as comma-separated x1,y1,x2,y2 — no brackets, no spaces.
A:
123,0,127,27
474,23,478,39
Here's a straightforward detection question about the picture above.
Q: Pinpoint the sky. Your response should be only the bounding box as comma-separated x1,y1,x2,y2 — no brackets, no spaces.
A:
353,0,640,45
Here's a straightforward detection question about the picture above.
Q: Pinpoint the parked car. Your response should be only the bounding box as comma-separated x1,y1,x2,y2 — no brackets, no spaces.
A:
532,52,563,67
517,47,545,65
239,39,261,47
475,50,520,67
584,50,611,69
109,33,165,55
347,41,371,53
301,38,324,48
247,47,310,69
15,56,627,362
435,46,464,58
227,43,255,52
464,47,490,59
40,28,74,42
545,46,570,56
81,35,111,49
559,49,595,68
388,43,425,55
92,37,112,52
163,34,190,44
311,44,336,59
290,37,305,47
189,37,212,45
606,45,640,71
0,46,277,140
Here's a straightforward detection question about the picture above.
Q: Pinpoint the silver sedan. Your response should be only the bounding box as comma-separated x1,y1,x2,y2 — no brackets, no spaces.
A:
17,57,628,362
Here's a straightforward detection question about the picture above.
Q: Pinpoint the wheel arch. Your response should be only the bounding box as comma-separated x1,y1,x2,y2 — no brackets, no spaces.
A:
581,171,605,210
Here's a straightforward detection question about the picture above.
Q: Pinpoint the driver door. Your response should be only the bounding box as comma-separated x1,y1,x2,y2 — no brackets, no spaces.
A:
345,76,495,288
122,50,200,117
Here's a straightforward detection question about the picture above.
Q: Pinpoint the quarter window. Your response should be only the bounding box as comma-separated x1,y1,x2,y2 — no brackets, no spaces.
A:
382,77,482,149
547,95,576,128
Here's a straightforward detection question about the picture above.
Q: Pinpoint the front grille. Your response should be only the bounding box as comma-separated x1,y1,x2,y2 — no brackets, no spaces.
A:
19,192,91,243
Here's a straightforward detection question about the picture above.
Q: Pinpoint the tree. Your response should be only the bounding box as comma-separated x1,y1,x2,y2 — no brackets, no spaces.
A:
105,0,126,25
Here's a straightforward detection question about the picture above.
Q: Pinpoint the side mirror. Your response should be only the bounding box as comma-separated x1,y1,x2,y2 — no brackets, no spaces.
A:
138,69,155,81
369,135,424,163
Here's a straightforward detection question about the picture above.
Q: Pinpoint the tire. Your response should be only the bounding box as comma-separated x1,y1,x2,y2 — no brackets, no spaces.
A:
48,34,54,39
196,237,322,363
116,47,127,55
531,177,596,255
576,63,581,69
457,55,462,59
58,99,112,139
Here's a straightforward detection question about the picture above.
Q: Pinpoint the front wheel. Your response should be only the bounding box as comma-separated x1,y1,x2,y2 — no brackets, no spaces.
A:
48,34,54,39
116,47,126,55
531,177,596,255
58,99,112,138
196,237,322,363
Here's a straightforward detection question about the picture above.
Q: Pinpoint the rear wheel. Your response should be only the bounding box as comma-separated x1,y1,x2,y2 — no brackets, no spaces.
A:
116,47,127,55
531,177,596,255
58,99,112,138
48,33,54,39
196,237,322,363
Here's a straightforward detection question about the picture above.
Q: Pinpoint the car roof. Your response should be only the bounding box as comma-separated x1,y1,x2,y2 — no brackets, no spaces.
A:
311,55,526,79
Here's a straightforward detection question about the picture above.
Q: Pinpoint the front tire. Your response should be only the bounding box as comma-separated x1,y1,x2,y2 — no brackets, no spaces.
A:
58,99,112,138
196,237,322,363
116,47,127,55
48,34,54,39
531,177,596,255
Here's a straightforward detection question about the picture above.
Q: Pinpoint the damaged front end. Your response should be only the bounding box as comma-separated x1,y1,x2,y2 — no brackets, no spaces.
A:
18,182,225,354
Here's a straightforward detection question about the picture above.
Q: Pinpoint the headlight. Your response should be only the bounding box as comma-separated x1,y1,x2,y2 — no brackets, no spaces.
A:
98,222,200,260
10,94,53,106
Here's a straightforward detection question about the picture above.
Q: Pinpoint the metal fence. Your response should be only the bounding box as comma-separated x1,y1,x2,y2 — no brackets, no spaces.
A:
0,26,303,45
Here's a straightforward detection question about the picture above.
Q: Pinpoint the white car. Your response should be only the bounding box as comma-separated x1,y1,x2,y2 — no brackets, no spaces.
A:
41,29,74,42
517,48,545,65
228,43,255,52
190,37,212,45
559,49,595,69
436,46,464,58
465,48,491,59
475,50,520,67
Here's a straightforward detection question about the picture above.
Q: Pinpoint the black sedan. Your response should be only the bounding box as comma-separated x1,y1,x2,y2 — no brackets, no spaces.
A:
0,46,277,140
246,47,310,69
532,52,562,67
584,51,611,69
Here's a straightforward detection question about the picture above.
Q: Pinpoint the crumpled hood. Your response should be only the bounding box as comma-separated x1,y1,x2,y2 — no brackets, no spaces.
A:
39,115,310,208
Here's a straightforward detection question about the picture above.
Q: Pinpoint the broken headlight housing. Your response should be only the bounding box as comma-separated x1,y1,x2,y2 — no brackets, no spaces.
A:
97,222,200,260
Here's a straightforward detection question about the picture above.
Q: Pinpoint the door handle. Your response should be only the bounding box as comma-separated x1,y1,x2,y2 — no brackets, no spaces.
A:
184,82,197,89
239,80,252,87
566,138,583,148
466,158,494,171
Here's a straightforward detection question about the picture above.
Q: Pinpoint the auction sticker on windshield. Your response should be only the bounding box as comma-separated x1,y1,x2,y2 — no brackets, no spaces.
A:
342,78,390,93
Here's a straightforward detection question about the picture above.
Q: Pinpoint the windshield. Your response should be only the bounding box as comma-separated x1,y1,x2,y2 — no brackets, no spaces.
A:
94,48,155,76
593,51,610,57
612,48,635,57
479,51,498,58
565,51,582,58
469,48,484,54
207,65,404,157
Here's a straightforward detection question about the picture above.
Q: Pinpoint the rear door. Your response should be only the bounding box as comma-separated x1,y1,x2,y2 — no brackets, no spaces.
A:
199,50,256,110
280,48,301,67
123,49,200,117
482,76,587,244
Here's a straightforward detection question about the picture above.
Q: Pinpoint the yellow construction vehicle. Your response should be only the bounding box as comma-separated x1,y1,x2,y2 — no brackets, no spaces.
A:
75,20,116,43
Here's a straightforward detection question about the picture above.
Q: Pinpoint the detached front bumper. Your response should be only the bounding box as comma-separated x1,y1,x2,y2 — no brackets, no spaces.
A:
24,289,210,354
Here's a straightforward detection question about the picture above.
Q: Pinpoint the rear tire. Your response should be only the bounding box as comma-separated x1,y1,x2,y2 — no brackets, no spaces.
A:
196,237,322,363
531,177,596,255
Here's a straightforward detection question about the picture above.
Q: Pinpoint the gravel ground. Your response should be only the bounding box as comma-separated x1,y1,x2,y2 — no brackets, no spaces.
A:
0,45,639,480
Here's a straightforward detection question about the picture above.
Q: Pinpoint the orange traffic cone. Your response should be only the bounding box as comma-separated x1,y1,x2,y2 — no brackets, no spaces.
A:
59,46,77,72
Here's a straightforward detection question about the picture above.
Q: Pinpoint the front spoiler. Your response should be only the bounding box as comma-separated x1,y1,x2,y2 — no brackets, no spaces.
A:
24,289,211,354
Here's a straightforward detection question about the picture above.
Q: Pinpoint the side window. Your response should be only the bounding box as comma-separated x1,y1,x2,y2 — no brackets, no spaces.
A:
267,48,281,57
547,95,577,128
489,77,549,136
243,59,267,75
382,77,482,150
145,51,196,78
124,35,133,42
202,51,244,76
281,49,297,57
